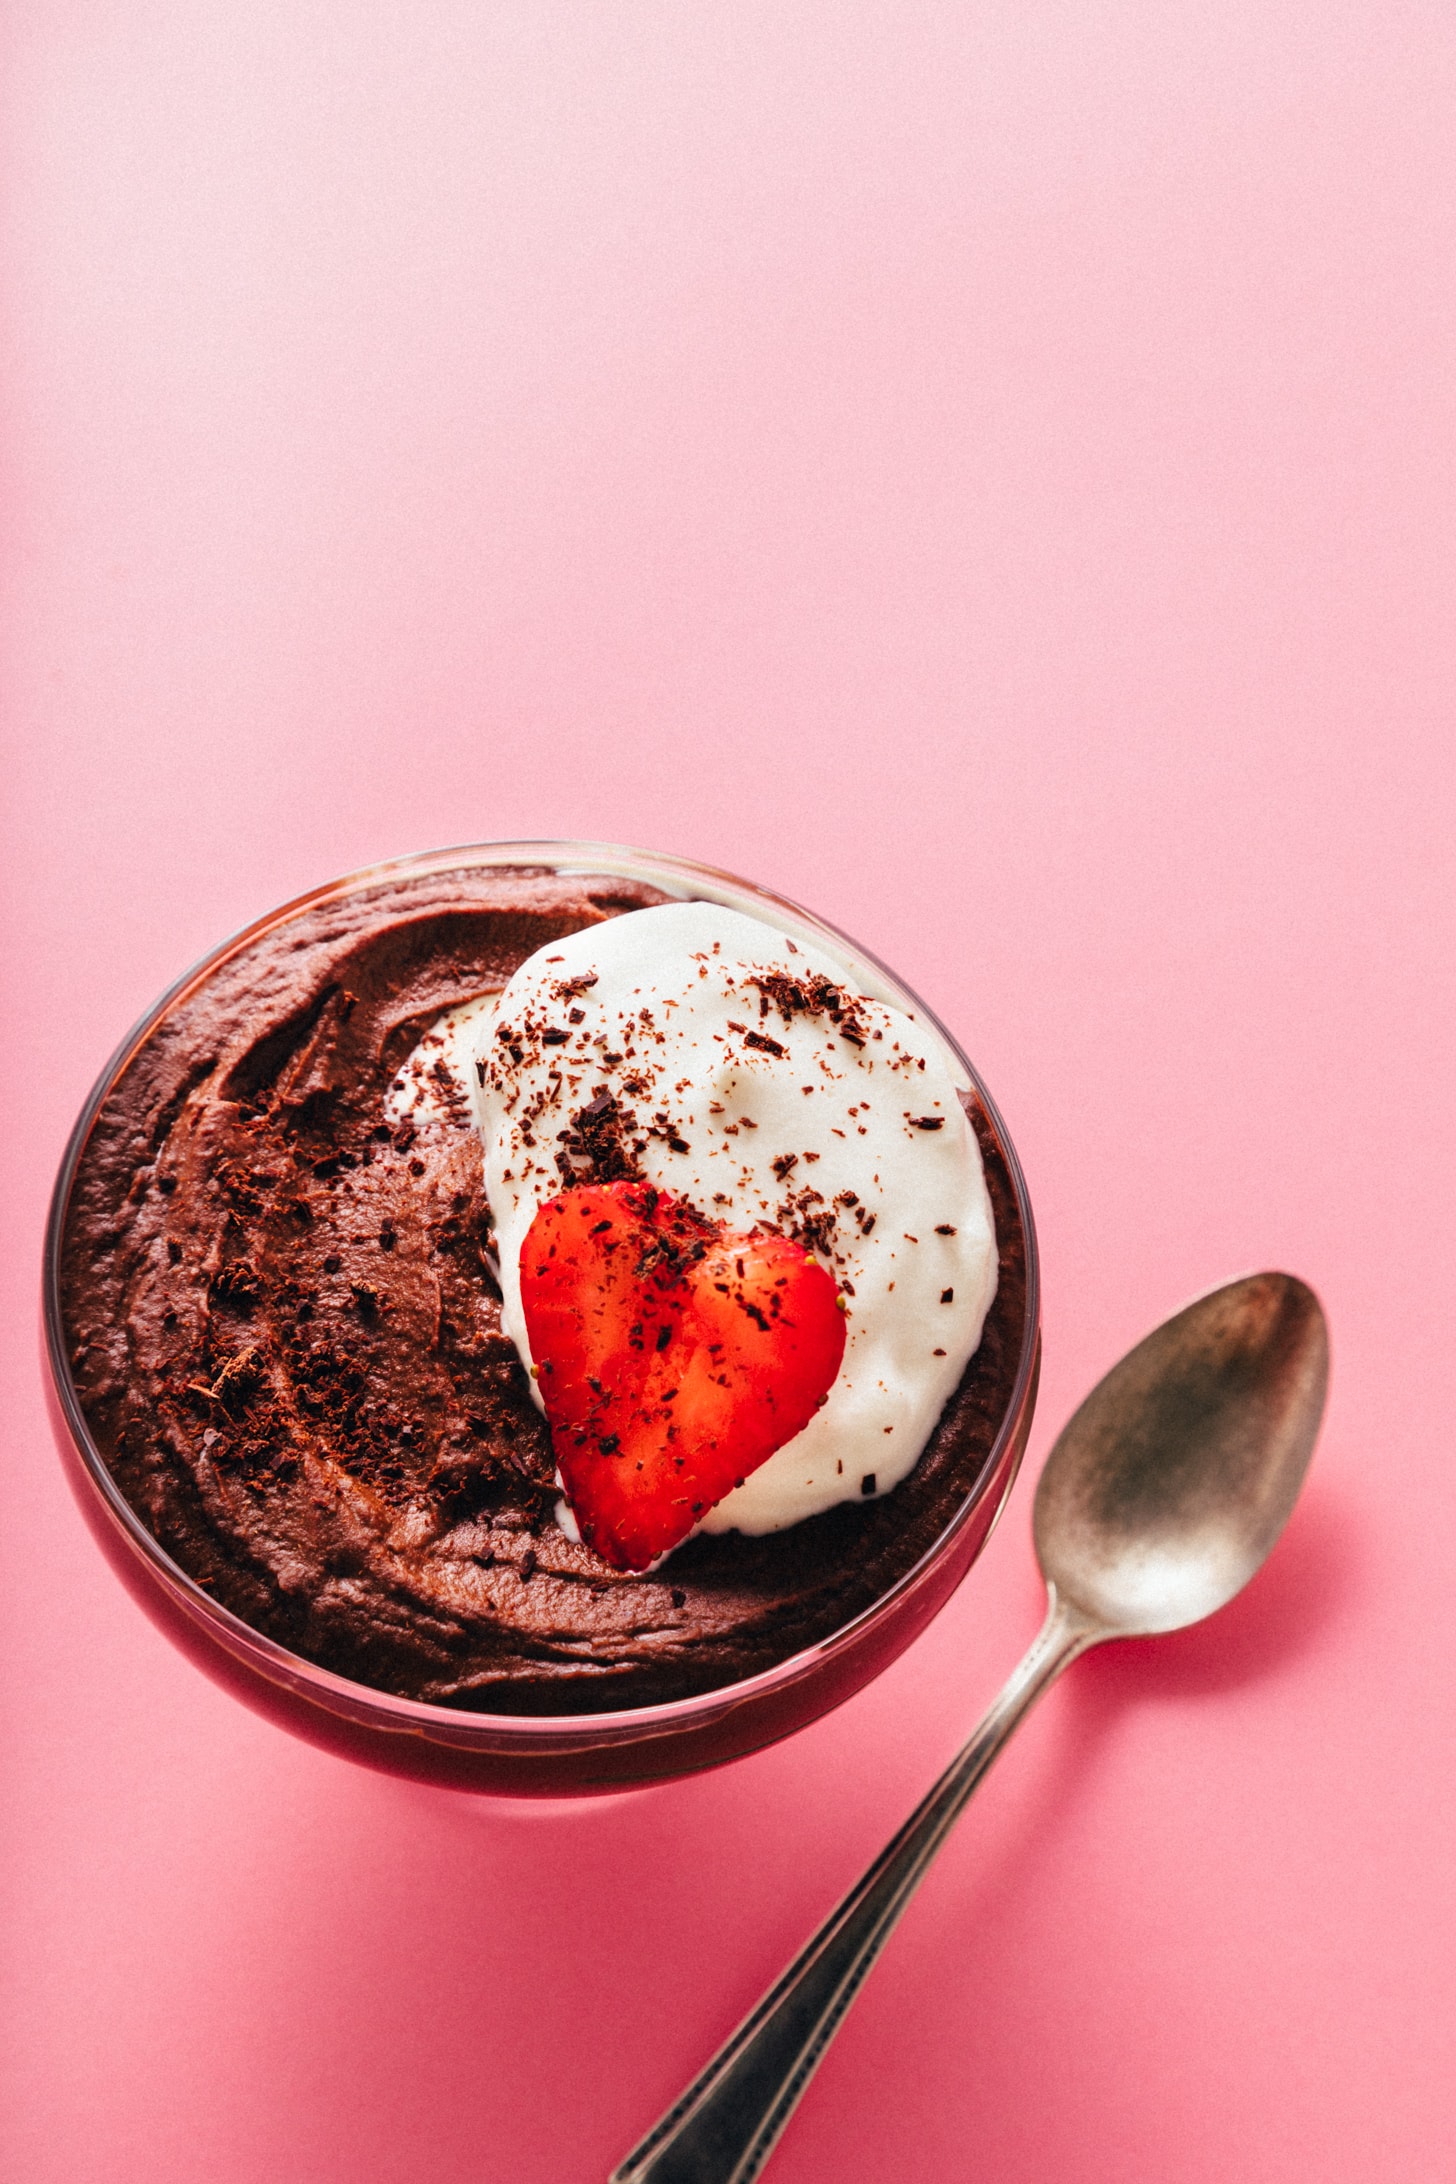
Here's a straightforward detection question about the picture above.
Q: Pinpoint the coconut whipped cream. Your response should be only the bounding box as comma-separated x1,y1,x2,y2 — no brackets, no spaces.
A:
388,902,997,1536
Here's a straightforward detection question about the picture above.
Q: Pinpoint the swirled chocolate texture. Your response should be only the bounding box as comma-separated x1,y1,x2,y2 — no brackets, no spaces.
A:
59,867,1027,1713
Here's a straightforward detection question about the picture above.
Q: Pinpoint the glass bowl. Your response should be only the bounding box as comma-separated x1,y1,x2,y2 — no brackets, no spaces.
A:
43,842,1039,1796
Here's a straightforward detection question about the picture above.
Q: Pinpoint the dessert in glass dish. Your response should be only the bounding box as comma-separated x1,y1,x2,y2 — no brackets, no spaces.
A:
45,844,1039,1794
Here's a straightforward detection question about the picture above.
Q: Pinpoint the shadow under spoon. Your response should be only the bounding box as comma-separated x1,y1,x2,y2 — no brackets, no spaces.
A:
609,1270,1329,2184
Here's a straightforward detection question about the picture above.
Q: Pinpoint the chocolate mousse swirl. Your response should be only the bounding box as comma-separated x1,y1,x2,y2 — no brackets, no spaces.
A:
59,867,1027,1714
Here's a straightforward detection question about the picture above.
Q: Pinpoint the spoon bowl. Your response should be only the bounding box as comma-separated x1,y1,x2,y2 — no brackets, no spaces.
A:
1035,1270,1329,1637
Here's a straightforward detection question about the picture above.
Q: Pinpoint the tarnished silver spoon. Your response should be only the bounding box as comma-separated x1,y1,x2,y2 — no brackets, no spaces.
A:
611,1271,1328,2184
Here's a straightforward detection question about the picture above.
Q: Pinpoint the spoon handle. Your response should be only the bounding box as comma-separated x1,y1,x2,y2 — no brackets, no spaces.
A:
608,1594,1095,2184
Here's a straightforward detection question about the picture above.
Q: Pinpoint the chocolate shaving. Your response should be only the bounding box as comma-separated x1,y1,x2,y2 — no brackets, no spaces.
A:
211,1345,266,1416
554,1089,644,1186
208,1261,262,1312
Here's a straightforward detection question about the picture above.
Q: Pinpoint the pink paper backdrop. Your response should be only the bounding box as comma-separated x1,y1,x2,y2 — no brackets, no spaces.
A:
4,6,1454,2179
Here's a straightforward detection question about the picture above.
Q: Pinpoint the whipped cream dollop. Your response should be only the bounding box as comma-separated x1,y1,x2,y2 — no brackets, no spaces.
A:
389,902,997,1536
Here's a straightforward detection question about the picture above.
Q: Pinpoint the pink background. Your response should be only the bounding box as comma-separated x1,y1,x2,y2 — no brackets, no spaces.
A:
4,5,1454,2179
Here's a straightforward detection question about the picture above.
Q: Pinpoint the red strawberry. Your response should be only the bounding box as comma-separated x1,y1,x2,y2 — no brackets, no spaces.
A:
518,1180,846,1572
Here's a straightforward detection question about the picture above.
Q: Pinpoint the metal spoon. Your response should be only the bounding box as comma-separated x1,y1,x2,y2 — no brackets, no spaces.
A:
610,1270,1328,2184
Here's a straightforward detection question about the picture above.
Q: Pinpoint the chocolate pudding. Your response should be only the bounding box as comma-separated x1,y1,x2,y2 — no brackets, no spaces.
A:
58,864,1027,1714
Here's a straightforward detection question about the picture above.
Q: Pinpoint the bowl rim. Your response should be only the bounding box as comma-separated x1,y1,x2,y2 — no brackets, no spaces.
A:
43,838,1040,1748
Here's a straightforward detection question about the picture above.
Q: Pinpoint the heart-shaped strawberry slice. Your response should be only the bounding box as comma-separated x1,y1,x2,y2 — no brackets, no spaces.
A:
518,1180,846,1572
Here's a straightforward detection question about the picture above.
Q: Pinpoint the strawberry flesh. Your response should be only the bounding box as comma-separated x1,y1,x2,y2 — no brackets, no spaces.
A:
518,1180,847,1571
